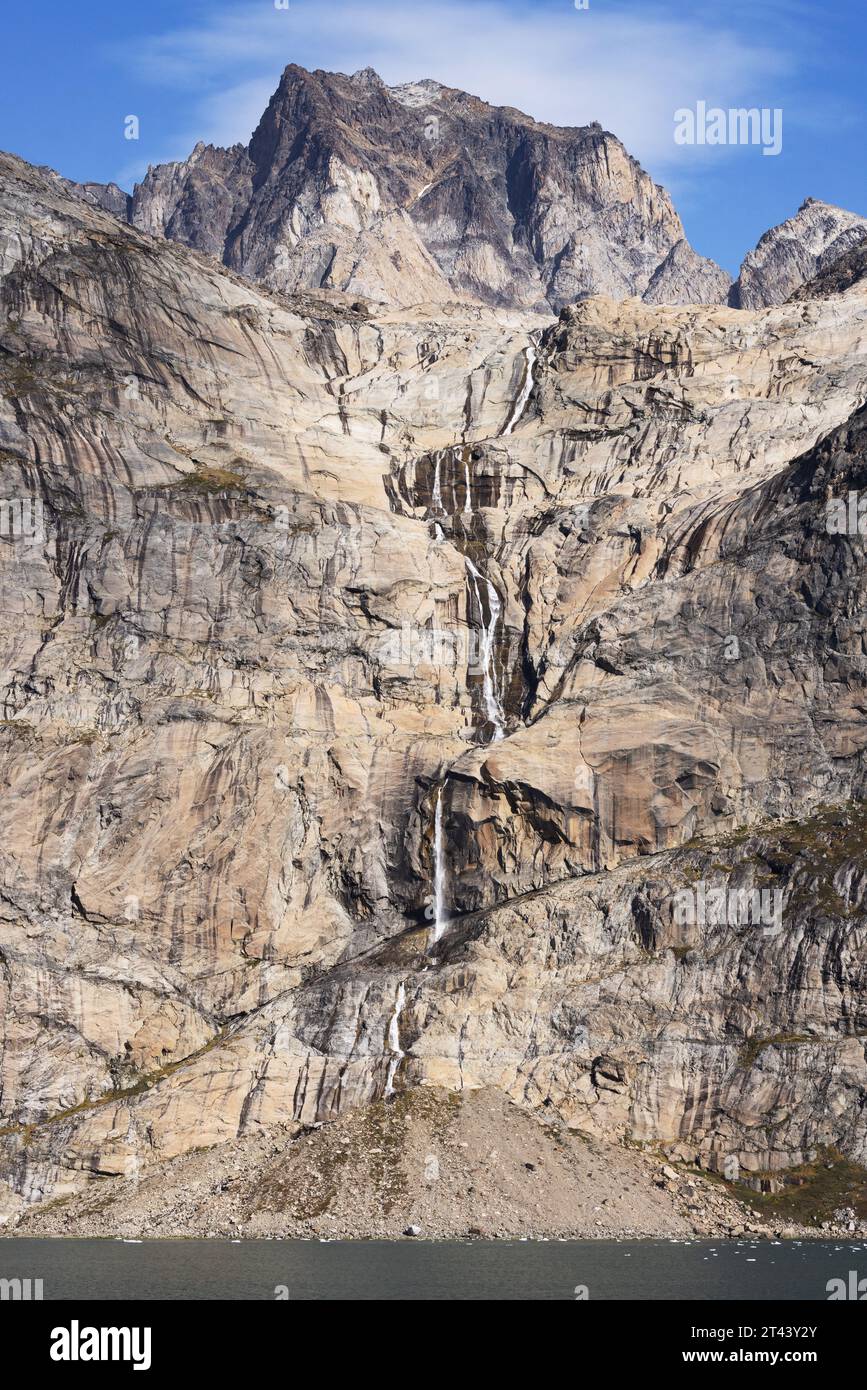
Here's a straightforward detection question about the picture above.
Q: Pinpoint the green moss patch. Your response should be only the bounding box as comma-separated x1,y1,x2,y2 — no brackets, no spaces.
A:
734,1147,867,1227
737,1033,814,1070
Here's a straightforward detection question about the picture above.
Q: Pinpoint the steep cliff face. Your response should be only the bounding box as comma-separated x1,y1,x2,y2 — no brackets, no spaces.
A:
792,234,867,302
641,238,732,307
1,149,867,1222
731,198,867,308
127,65,730,312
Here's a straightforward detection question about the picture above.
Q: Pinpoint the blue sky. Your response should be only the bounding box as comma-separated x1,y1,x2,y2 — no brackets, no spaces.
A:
1,0,865,275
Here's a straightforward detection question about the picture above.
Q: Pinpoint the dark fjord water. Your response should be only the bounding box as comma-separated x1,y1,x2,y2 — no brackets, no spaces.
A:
2,1238,863,1300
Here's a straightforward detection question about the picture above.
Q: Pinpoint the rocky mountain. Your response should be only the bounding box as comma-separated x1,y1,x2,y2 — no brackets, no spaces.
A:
43,68,867,322
731,197,867,308
28,164,133,221
1,145,867,1232
792,232,867,302
641,237,731,307
125,64,731,312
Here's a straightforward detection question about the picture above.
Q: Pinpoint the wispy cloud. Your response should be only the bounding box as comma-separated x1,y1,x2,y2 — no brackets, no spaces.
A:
110,0,802,182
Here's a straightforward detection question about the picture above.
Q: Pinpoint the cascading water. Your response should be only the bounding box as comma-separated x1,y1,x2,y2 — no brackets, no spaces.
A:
419,436,506,952
430,784,448,945
465,556,505,742
501,339,538,436
383,982,406,1097
427,449,449,541
431,450,444,513
463,454,472,516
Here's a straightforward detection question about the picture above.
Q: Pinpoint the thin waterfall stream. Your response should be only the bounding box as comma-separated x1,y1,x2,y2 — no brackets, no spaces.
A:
465,556,505,743
383,982,406,1097
432,784,447,943
431,450,444,513
501,338,538,436
417,398,512,963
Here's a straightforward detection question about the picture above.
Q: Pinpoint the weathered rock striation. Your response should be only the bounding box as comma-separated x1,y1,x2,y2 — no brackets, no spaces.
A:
1,144,867,1227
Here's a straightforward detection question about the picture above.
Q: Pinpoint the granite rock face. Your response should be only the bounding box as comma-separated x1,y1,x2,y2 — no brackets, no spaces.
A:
1,149,867,1220
642,238,733,307
127,64,731,312
731,198,867,308
791,233,867,302
33,164,133,221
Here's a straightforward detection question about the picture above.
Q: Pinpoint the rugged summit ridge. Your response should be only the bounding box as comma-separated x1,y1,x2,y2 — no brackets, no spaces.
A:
127,64,730,311
45,68,867,317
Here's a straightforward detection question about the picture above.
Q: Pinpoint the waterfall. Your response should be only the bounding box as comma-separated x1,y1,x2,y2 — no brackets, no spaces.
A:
501,341,538,436
383,982,406,1097
428,447,472,519
465,557,505,742
431,450,444,513
430,785,447,944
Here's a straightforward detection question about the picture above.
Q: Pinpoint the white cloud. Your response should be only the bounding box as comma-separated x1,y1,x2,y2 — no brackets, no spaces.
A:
181,77,279,153
115,0,798,178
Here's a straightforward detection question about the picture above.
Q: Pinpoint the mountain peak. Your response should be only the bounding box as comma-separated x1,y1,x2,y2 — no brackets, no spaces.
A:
128,62,726,312
351,66,386,87
731,197,867,308
388,78,448,108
